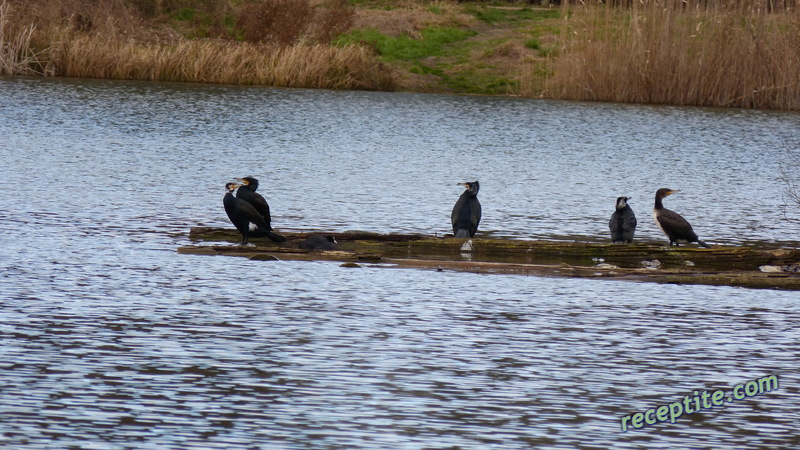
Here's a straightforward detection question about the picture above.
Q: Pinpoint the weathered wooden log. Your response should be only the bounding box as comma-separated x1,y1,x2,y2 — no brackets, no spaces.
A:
180,227,800,289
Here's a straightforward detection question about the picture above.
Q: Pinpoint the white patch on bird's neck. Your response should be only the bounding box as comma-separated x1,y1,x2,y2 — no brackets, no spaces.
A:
617,198,627,209
653,209,667,235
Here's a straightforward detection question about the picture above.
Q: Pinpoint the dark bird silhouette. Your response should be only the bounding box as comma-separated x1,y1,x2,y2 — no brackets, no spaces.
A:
223,182,271,245
235,176,286,243
653,188,710,247
609,196,637,243
300,235,338,250
451,181,481,238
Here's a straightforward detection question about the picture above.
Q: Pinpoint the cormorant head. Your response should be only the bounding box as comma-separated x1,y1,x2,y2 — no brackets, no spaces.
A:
655,188,679,200
458,180,480,196
237,177,260,191
225,182,240,193
615,196,630,210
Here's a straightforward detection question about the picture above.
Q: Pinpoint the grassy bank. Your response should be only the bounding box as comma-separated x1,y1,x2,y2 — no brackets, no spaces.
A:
2,0,799,110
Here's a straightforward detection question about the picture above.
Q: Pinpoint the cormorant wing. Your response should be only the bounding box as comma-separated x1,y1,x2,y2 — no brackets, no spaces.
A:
657,208,697,240
609,211,620,234
623,209,637,233
471,198,481,235
451,195,466,233
239,190,272,225
250,192,272,221
236,199,269,230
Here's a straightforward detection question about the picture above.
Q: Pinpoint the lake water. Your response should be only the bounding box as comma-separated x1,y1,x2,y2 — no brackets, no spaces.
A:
1,77,799,448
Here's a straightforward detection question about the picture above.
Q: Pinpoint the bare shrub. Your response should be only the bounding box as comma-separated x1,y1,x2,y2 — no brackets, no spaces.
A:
307,0,355,43
235,0,314,44
352,1,472,38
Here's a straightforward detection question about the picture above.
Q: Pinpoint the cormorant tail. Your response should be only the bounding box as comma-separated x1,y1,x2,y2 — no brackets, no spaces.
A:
697,240,710,248
265,231,287,243
454,229,471,238
249,226,287,242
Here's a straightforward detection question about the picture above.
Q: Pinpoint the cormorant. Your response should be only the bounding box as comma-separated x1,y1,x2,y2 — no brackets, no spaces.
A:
451,181,481,238
222,182,271,245
609,196,637,243
235,176,287,243
300,235,338,250
653,188,710,247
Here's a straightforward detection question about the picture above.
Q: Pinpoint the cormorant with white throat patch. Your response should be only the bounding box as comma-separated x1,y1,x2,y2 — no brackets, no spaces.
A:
223,182,271,245
235,176,287,243
653,188,710,247
609,196,637,243
451,181,481,238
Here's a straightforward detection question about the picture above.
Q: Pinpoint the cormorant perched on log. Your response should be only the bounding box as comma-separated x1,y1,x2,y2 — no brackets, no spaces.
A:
609,196,637,243
451,181,481,238
235,176,286,243
300,235,338,250
223,182,271,245
653,188,710,247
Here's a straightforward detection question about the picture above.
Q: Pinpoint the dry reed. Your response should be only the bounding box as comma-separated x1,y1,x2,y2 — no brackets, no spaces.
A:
545,0,800,110
0,0,40,75
2,0,394,90
47,36,394,90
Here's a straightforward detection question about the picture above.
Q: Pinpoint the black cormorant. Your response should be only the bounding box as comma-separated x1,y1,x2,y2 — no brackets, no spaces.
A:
653,188,710,247
451,181,481,238
235,176,287,243
609,196,637,243
300,235,338,250
223,182,271,245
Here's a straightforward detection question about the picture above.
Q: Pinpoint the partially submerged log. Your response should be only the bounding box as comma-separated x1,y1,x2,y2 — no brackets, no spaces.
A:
181,227,800,290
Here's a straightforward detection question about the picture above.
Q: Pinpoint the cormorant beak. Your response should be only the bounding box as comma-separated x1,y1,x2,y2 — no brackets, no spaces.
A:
457,182,470,188
667,189,680,196
236,178,249,186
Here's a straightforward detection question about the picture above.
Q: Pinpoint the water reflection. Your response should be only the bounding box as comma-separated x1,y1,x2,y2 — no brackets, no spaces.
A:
1,78,799,448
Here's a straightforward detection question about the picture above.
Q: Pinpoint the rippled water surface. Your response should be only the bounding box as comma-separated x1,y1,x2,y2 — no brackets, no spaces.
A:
1,77,799,448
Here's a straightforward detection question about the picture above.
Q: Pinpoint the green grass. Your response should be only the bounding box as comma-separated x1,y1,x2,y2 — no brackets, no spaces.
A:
443,72,517,95
524,38,540,50
336,26,474,63
172,8,196,21
465,5,560,24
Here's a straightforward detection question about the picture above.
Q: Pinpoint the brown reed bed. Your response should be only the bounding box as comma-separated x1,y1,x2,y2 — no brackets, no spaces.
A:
545,0,800,110
0,0,395,90
49,37,394,90
0,1,39,75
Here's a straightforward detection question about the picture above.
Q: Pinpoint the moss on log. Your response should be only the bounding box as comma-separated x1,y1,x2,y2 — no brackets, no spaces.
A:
181,227,800,290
